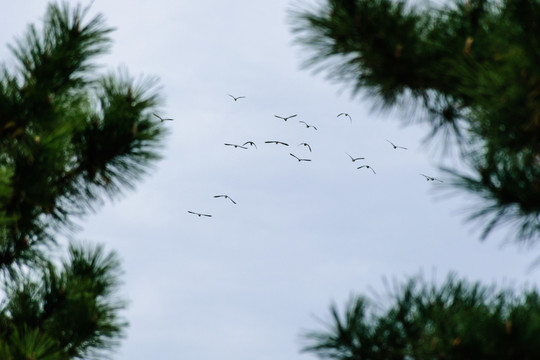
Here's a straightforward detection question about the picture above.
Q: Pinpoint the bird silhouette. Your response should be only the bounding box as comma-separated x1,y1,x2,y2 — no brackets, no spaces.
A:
274,114,297,121
153,113,174,122
386,139,407,150
243,141,257,149
346,153,365,162
224,143,248,149
265,140,289,146
299,142,312,152
337,113,352,123
420,174,443,182
228,94,245,101
290,153,311,162
214,195,237,204
299,121,317,130
188,211,212,217
357,165,376,174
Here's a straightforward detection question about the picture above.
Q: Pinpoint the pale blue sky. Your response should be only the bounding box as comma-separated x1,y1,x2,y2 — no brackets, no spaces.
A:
1,1,538,360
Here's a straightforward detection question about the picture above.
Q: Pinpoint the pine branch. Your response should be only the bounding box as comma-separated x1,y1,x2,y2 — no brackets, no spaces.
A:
0,4,168,269
0,243,127,359
303,275,540,359
290,0,540,243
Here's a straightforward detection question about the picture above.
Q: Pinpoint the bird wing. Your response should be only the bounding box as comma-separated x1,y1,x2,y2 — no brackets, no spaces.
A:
386,139,395,146
337,113,344,117
306,144,312,152
289,114,297,119
312,126,318,130
290,153,299,160
274,115,284,119
188,211,199,215
280,142,289,146
228,197,237,204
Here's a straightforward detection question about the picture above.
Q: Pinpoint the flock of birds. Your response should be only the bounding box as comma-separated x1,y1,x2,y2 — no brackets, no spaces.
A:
154,94,443,218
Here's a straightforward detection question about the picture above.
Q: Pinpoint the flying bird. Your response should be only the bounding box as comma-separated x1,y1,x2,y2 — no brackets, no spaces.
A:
346,153,365,162
386,139,407,150
274,114,297,121
243,141,257,149
224,143,248,149
298,142,312,152
228,94,245,101
357,165,376,174
153,113,174,122
214,194,237,204
337,113,352,122
420,174,443,182
188,211,212,217
299,121,317,130
290,153,311,162
265,140,289,146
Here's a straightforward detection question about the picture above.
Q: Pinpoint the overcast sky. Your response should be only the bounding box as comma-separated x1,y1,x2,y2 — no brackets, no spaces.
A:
1,1,539,360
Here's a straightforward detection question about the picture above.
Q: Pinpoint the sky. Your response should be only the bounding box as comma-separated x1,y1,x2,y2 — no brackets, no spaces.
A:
1,1,539,360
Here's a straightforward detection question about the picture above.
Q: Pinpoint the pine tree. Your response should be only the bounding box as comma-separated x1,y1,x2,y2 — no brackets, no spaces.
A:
303,275,540,360
0,2,167,358
290,0,540,243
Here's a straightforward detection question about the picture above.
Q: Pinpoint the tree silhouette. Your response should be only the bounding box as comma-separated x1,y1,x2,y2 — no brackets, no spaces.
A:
291,0,540,243
0,2,167,358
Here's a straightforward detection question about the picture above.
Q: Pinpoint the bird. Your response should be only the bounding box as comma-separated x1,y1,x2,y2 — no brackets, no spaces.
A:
224,143,248,149
274,114,297,121
228,94,245,101
386,139,407,150
214,194,237,204
298,142,312,152
153,113,174,122
337,113,352,123
265,140,289,146
420,174,443,182
299,121,317,130
243,141,257,149
188,211,212,217
357,165,376,174
346,153,365,162
290,153,311,162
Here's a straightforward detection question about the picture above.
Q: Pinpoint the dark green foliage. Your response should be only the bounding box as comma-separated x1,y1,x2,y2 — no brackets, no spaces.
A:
304,276,540,359
0,2,168,358
290,0,540,243
0,244,126,359
0,1,167,268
